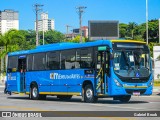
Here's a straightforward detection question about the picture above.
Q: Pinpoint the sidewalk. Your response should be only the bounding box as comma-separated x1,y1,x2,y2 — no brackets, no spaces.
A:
0,80,5,87
153,86,160,95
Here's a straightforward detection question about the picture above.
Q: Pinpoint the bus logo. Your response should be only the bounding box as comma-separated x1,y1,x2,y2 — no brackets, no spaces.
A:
50,73,80,80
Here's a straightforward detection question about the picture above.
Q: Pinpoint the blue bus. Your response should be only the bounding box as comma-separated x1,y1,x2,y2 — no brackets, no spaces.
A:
6,40,153,103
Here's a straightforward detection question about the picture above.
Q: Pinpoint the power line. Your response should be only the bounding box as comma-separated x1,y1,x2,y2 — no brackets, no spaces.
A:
33,3,43,46
76,6,87,43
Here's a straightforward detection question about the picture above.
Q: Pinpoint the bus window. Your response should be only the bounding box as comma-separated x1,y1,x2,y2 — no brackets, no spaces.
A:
80,48,93,68
61,50,76,69
46,52,60,70
75,50,80,68
27,54,33,71
33,53,46,70
8,56,18,72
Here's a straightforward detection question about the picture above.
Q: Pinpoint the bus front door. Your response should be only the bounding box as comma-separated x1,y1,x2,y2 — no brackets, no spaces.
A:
18,56,26,93
95,51,109,95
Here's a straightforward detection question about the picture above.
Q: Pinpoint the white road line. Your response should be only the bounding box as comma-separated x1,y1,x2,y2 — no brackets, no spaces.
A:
90,104,160,111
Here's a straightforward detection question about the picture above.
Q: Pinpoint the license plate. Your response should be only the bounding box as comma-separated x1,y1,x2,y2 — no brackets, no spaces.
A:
133,92,140,96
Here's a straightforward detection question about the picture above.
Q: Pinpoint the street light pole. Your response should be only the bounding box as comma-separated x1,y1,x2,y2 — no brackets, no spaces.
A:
76,6,87,43
34,3,43,46
146,0,148,44
42,16,45,45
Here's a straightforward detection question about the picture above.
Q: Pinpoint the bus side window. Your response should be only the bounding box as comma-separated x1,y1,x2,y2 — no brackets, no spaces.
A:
8,56,18,72
33,53,46,70
61,50,76,69
80,48,93,68
46,52,60,70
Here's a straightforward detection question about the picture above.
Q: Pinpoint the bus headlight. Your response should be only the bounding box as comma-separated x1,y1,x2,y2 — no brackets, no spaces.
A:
114,79,122,87
148,79,153,87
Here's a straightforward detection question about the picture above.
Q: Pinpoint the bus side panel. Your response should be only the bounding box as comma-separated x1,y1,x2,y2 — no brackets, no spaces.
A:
50,70,68,93
7,72,20,92
66,69,83,94
25,71,51,94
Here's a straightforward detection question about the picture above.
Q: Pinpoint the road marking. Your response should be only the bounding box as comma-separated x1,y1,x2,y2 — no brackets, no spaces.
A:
90,104,160,111
0,106,48,111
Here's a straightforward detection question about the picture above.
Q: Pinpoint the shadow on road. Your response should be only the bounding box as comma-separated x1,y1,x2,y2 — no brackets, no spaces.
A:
7,95,149,104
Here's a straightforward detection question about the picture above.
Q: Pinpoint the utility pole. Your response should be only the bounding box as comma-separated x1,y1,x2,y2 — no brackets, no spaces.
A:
76,6,87,43
66,25,72,35
146,0,148,44
33,3,43,46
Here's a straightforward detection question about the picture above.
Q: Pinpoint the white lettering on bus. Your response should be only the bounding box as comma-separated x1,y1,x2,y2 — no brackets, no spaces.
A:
53,73,80,80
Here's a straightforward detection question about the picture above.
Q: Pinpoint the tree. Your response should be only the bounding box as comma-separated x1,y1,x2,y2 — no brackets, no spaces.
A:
39,30,65,44
128,22,137,39
119,23,128,38
67,35,85,43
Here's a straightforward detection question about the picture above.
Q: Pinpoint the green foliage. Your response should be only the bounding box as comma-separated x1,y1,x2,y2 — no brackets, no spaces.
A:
67,35,85,43
0,29,65,59
39,30,65,44
148,42,160,57
119,19,159,42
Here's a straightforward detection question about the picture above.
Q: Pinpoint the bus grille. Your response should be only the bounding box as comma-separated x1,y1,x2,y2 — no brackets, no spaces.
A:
125,89,146,94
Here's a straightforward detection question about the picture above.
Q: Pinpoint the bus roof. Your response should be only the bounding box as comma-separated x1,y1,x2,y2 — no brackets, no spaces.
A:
8,39,146,56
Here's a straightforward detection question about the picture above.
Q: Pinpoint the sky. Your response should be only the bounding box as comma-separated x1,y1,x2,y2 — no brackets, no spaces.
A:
0,0,160,33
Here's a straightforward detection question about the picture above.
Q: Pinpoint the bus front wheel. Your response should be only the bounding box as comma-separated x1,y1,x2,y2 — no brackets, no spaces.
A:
84,84,97,103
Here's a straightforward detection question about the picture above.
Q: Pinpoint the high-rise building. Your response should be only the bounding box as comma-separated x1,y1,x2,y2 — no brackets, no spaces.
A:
0,9,19,34
35,12,55,32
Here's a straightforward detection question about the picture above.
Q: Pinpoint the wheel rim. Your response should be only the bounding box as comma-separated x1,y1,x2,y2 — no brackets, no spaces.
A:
32,87,38,97
86,88,93,99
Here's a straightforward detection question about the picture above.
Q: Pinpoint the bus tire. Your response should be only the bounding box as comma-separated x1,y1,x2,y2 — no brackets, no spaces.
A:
31,84,39,100
84,84,97,103
118,95,131,103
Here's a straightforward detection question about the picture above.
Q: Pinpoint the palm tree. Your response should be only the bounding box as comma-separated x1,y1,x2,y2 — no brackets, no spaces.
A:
128,22,137,39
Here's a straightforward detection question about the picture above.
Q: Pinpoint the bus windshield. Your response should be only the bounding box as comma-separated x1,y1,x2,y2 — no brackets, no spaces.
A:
113,49,151,78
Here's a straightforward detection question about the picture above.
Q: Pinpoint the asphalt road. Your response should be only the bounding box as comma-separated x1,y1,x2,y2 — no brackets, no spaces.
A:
0,86,160,120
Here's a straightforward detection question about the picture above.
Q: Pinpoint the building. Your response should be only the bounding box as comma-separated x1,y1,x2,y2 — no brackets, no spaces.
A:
73,26,88,38
0,9,19,34
66,26,88,39
35,12,55,32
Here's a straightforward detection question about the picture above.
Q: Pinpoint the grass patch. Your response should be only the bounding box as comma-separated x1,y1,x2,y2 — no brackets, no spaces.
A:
154,80,160,86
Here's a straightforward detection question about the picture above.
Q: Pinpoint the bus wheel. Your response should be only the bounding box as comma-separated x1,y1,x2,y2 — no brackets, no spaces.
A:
84,84,97,103
118,95,131,103
31,84,39,100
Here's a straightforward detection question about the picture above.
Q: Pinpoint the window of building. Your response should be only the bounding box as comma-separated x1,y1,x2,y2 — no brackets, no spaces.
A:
33,53,46,70
46,52,60,70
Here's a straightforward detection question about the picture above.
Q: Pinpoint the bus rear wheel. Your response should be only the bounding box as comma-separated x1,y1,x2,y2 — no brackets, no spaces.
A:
118,95,131,103
31,84,39,100
31,84,46,100
84,84,97,103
